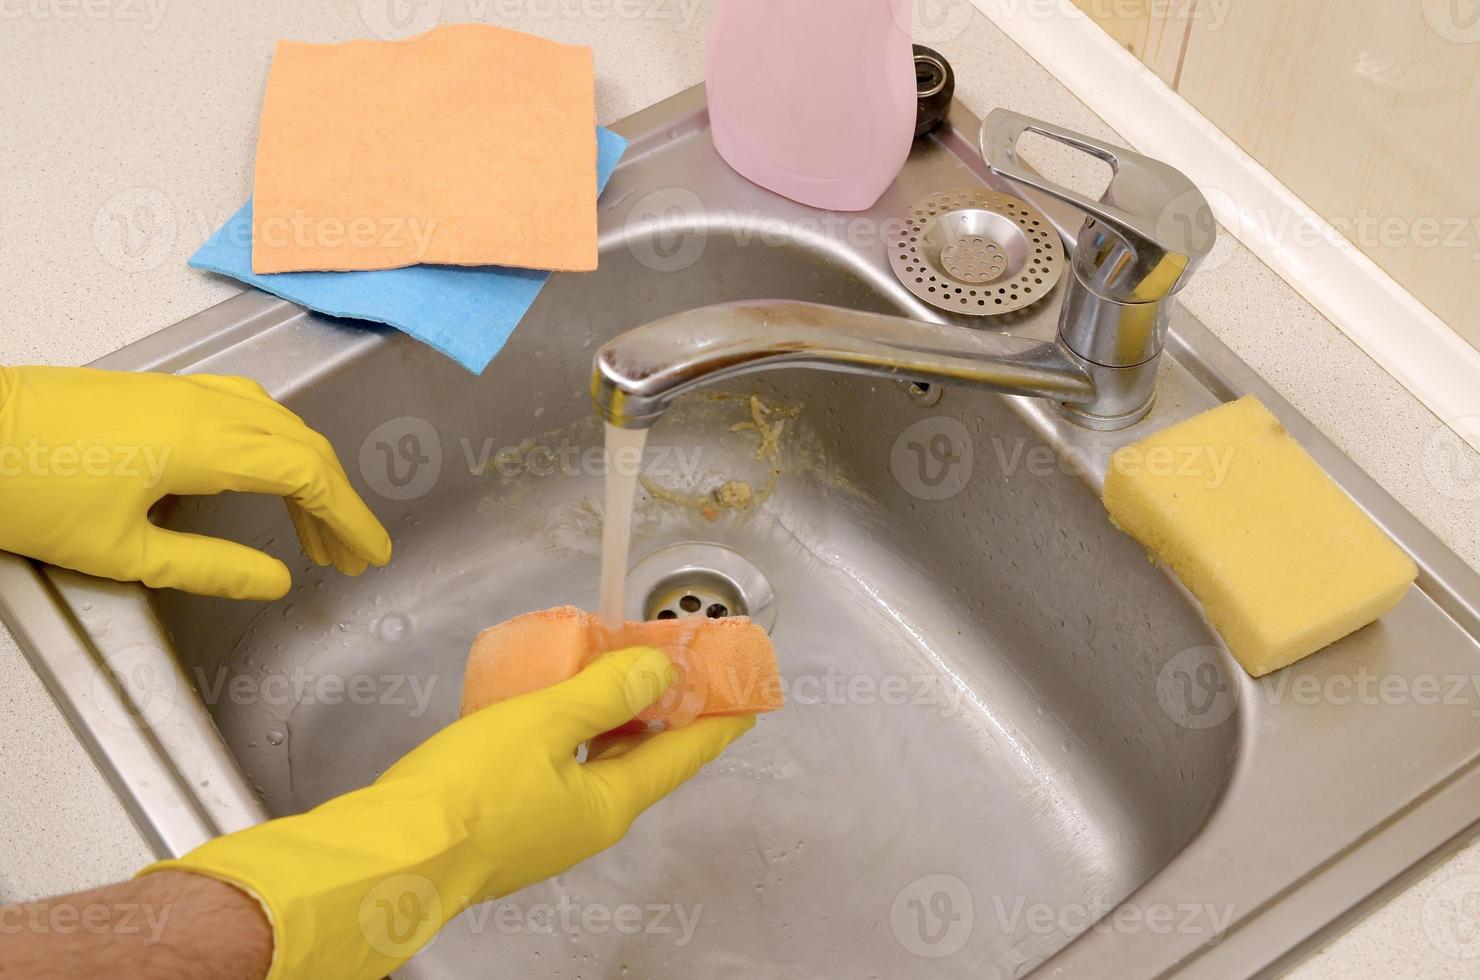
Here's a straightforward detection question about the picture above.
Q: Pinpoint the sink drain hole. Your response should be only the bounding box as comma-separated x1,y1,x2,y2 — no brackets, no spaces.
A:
624,542,777,633
645,568,748,623
654,601,730,620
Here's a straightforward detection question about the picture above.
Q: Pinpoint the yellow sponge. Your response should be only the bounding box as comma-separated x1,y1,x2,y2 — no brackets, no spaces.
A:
1103,396,1416,677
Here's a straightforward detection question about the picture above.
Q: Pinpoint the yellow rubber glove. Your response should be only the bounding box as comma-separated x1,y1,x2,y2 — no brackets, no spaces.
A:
141,646,754,979
0,365,391,599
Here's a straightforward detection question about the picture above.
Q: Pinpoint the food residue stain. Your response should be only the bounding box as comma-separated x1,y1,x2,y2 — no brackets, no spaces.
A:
640,394,792,521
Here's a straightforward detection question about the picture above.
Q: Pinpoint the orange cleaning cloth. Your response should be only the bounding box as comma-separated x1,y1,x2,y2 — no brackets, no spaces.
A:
251,23,598,274
461,606,783,729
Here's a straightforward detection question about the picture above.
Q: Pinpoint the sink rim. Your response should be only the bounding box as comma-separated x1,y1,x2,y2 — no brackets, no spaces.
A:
1,85,1477,978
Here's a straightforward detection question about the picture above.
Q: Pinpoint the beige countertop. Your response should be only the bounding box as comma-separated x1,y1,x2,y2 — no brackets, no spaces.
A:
1,2,1477,975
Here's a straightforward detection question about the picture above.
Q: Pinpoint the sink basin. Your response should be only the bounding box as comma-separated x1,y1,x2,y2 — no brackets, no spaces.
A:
3,87,1479,978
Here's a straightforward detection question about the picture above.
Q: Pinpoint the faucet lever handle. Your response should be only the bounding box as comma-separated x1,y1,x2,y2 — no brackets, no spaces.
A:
979,108,1214,302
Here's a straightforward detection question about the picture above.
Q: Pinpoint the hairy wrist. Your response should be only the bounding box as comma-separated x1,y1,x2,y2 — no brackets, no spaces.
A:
0,869,273,980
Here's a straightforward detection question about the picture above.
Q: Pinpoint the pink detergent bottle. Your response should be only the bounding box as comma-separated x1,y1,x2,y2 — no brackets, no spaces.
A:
706,0,916,212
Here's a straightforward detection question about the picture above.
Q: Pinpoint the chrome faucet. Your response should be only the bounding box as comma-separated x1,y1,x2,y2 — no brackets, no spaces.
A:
592,110,1213,431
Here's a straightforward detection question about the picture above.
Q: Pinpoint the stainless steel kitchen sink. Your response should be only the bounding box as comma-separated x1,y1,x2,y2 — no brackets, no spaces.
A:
3,86,1478,978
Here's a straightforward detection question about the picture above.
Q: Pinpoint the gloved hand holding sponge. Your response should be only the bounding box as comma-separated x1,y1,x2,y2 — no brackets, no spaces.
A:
146,616,781,979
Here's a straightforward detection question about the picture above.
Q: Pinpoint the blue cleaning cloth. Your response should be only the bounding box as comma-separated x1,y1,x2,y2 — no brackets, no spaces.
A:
189,127,629,374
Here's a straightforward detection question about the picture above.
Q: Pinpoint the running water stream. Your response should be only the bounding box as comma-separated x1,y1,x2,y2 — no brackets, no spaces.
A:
597,422,648,629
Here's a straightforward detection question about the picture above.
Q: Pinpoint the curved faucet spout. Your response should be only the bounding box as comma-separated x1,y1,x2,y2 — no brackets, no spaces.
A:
590,300,1095,429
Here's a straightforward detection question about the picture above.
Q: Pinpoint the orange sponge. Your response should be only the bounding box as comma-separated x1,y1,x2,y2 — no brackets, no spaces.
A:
461,606,783,729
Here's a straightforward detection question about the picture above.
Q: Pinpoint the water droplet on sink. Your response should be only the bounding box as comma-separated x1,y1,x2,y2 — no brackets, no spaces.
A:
266,729,286,746
377,613,411,641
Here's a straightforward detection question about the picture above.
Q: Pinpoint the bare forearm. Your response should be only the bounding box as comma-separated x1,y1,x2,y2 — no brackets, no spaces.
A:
0,871,272,979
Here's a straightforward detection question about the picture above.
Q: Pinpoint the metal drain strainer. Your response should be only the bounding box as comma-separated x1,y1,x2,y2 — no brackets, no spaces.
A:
624,542,777,633
889,187,1064,315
